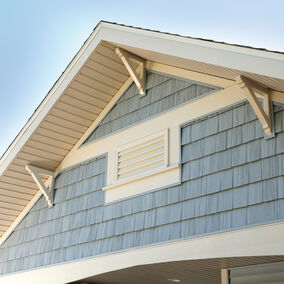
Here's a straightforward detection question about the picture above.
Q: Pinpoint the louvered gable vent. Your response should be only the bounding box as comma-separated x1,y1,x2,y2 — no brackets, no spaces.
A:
116,129,168,181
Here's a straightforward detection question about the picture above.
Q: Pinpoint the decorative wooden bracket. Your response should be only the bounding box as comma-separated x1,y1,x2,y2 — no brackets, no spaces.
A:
115,47,146,96
236,75,273,136
25,165,55,208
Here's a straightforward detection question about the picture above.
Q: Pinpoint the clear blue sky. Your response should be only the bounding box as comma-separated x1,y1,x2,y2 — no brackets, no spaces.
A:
0,0,283,157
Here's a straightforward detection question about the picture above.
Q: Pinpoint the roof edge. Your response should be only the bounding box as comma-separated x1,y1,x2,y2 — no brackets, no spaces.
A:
0,21,105,175
100,21,284,59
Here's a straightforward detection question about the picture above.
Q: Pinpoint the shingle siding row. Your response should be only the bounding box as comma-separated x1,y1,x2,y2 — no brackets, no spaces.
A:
84,71,218,143
0,74,284,275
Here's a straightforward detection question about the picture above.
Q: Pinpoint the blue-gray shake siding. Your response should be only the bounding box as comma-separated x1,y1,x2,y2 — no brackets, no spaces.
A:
84,71,218,143
0,90,284,274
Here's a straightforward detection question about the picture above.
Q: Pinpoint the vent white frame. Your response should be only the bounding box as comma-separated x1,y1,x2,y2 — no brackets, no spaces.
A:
115,129,168,184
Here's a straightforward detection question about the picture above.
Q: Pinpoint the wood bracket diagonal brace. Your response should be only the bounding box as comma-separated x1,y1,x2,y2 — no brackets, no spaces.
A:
25,165,55,208
236,75,273,137
115,47,146,96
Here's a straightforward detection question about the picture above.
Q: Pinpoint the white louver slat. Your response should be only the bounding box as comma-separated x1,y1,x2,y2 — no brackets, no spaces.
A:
116,129,168,181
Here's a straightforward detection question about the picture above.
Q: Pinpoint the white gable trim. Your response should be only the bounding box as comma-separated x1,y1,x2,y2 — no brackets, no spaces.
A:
1,222,284,284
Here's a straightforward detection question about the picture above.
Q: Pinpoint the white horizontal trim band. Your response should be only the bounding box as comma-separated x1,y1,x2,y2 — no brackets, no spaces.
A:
103,164,179,192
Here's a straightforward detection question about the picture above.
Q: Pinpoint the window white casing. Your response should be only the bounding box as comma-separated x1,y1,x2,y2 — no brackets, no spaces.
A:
102,127,180,203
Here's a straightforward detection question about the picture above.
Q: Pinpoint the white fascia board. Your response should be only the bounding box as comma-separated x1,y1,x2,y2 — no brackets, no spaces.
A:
1,221,284,284
101,23,284,80
0,23,105,176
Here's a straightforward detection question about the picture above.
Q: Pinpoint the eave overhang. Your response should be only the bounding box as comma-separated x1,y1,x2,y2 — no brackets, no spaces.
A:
0,21,284,244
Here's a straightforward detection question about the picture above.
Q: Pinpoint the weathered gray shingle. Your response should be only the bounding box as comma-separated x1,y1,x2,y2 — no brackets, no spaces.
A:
84,71,218,143
231,208,247,228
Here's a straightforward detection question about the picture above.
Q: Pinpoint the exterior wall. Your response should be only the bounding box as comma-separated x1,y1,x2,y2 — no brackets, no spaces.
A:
83,71,218,143
0,101,284,275
181,103,284,232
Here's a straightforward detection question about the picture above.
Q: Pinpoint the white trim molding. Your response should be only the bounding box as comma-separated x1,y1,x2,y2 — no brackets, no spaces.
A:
103,164,180,203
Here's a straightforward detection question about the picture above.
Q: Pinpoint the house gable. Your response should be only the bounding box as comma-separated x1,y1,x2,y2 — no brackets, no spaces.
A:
1,102,284,275
83,71,219,144
0,21,283,249
0,21,284,282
